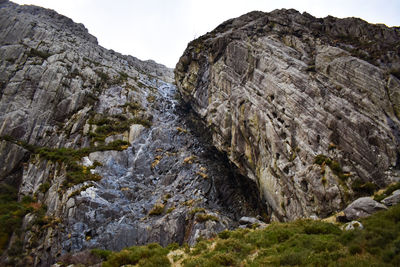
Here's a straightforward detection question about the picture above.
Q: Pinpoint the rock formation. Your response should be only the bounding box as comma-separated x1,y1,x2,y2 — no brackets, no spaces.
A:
0,1,263,266
175,9,400,221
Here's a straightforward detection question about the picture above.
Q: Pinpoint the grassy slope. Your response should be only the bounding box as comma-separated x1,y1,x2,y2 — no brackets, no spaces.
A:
86,203,400,266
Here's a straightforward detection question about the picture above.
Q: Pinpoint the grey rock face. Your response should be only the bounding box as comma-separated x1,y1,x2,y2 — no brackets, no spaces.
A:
343,197,387,221
382,189,400,206
175,9,400,221
0,2,264,266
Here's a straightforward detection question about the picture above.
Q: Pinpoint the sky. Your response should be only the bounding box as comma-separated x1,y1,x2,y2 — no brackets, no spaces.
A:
12,0,400,68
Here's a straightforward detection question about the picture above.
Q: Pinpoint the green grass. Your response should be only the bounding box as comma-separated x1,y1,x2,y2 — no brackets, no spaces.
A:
374,182,400,202
182,204,400,266
80,204,400,266
0,184,35,255
101,243,170,267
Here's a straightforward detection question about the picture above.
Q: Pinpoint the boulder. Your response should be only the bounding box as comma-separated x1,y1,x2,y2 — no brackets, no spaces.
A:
343,197,387,221
382,189,400,206
343,221,364,231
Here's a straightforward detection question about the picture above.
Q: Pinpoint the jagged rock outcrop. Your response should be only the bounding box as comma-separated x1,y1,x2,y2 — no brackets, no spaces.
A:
175,9,400,221
0,1,264,266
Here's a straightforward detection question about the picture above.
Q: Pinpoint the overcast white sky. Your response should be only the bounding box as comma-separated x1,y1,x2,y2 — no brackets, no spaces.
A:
12,0,400,68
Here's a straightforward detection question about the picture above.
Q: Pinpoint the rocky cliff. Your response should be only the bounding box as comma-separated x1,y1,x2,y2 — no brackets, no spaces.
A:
0,1,264,266
175,9,400,221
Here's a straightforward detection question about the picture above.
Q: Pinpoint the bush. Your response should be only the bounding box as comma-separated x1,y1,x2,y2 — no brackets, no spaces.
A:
0,183,34,255
195,213,219,223
102,243,169,267
352,178,377,196
38,182,50,193
149,203,165,216
374,182,400,202
91,249,112,260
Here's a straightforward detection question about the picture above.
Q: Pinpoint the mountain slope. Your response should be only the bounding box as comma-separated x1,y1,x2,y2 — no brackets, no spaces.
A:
0,1,263,266
175,9,400,221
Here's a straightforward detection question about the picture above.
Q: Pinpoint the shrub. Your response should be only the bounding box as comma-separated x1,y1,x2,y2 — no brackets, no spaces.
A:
374,182,400,202
351,178,377,196
38,182,50,193
0,183,34,255
149,203,165,216
195,213,219,223
91,249,112,260
27,48,51,60
102,243,169,267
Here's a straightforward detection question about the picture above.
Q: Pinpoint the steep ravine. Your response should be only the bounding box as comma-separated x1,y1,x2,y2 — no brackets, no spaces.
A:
0,1,264,266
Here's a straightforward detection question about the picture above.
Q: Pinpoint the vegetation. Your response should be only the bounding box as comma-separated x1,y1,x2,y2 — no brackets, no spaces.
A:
0,184,35,255
87,114,151,145
82,204,400,266
351,178,377,196
314,154,350,181
181,204,400,266
27,48,51,60
195,213,219,223
0,135,127,189
99,243,170,267
149,203,165,216
374,182,400,202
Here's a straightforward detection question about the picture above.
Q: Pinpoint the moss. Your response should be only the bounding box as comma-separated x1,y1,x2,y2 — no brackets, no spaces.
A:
166,207,175,214
118,71,129,82
27,48,51,60
196,172,208,179
95,70,110,84
68,184,93,198
351,178,377,196
314,154,349,181
176,127,188,133
306,65,316,72
0,135,127,189
183,155,196,164
38,182,50,193
147,95,156,103
91,249,112,260
102,243,170,267
189,207,205,216
195,213,219,223
123,102,143,112
0,183,35,255
149,203,165,216
374,182,400,202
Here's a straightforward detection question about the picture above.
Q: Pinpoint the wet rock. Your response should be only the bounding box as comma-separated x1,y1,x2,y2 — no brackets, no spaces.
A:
343,197,388,221
129,124,145,143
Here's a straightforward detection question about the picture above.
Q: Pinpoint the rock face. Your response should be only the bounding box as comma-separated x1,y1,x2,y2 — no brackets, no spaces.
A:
0,1,264,266
175,9,400,221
